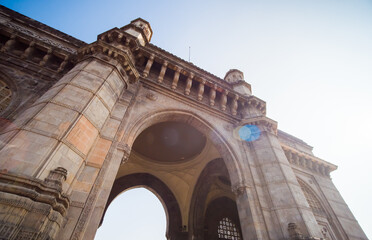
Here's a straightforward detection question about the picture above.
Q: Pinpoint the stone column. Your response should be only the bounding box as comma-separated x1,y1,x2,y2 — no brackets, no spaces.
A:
0,41,136,239
221,90,228,111
233,183,260,240
185,72,193,95
197,79,205,101
171,67,181,90
241,116,323,239
143,54,154,77
209,84,217,106
158,61,168,83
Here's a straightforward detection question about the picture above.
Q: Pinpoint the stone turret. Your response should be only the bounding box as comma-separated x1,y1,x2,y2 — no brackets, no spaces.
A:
224,69,252,96
121,18,153,46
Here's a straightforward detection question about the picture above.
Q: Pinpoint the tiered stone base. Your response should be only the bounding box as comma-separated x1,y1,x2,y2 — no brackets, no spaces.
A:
0,169,69,240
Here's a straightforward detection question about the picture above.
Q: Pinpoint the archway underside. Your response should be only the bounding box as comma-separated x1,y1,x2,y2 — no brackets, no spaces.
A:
101,119,243,239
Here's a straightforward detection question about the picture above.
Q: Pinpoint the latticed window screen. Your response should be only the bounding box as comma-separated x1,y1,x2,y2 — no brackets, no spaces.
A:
299,180,327,216
0,80,12,113
217,217,241,240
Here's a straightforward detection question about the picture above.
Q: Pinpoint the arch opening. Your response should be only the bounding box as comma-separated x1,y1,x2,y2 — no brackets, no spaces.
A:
100,173,183,240
95,187,167,240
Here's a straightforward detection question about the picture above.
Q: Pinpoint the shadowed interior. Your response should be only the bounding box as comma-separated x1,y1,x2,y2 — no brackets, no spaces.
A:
132,121,206,162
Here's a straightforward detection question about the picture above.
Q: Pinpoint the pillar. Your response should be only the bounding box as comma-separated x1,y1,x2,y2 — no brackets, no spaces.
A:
0,42,135,239
241,117,323,239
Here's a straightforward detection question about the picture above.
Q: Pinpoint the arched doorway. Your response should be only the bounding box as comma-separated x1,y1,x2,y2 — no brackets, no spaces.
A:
95,187,167,240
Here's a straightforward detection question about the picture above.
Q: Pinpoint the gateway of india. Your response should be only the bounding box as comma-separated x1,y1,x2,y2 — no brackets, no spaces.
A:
0,5,367,240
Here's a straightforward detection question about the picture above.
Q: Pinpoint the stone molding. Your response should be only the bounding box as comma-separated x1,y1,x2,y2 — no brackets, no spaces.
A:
117,143,131,165
0,168,69,216
77,38,139,84
282,145,337,177
238,115,278,134
0,5,86,49
288,223,325,240
139,49,267,118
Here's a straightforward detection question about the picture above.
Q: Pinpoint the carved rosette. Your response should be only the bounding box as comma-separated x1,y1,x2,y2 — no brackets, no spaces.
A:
231,182,251,196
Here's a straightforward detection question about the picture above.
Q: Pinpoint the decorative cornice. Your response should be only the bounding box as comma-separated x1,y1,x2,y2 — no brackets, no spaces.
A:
138,55,267,119
77,32,140,83
0,5,86,49
282,145,337,177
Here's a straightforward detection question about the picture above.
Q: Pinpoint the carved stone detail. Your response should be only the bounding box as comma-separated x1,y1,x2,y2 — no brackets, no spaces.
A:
185,72,193,95
143,54,154,77
172,67,181,90
158,61,168,83
238,116,278,135
221,90,228,111
5,22,76,53
120,144,131,165
288,223,304,239
77,33,140,84
197,79,206,101
283,145,336,177
44,167,68,191
0,170,69,239
209,84,217,106
232,182,251,196
146,92,158,101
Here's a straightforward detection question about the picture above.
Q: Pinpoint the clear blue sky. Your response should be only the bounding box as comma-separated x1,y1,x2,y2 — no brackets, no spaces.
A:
2,0,371,239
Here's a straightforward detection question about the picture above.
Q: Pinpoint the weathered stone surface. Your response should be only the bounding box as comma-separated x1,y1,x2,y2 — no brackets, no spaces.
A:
0,6,367,240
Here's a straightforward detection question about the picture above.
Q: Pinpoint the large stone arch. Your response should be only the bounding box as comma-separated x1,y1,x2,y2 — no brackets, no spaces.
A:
121,109,245,188
100,173,183,239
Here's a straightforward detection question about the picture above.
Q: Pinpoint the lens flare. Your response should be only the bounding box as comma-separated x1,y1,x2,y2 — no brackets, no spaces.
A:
238,125,261,142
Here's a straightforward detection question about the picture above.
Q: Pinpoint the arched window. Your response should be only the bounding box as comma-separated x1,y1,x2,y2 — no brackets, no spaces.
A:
298,179,327,217
0,79,12,113
217,217,241,240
